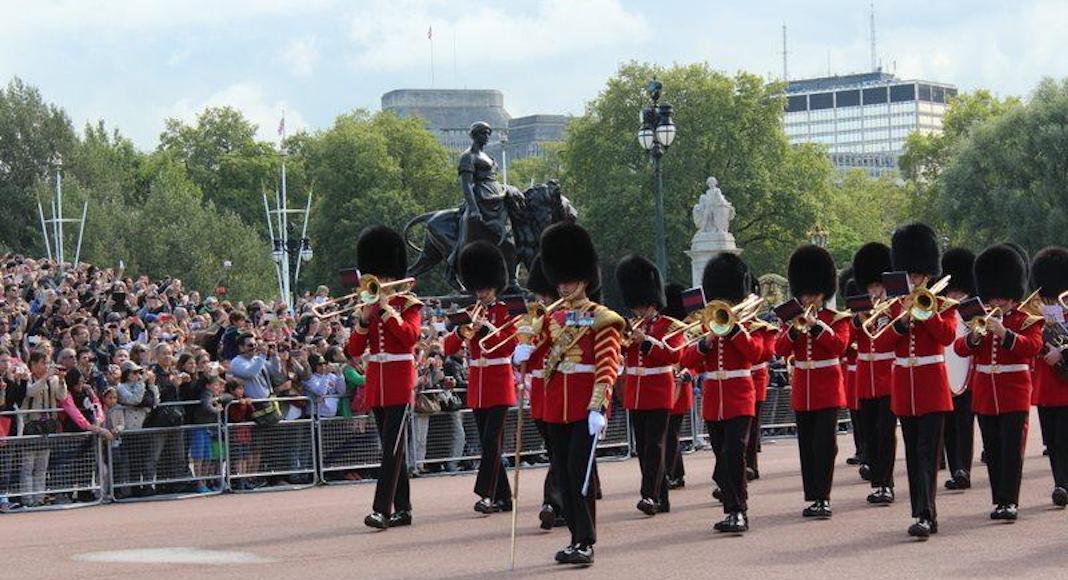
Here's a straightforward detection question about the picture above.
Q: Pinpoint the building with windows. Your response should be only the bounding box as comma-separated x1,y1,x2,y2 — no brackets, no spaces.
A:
783,72,958,176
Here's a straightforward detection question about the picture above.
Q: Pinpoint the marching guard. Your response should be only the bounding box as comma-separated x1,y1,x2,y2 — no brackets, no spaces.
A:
664,283,694,490
941,248,978,491
444,241,518,514
747,278,778,481
615,255,683,516
1031,246,1068,507
776,245,849,519
956,245,1044,521
346,226,422,530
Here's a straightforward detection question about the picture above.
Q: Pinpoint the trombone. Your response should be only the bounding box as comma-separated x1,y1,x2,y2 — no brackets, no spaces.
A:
478,297,567,349
790,304,818,333
457,302,488,340
663,294,764,344
310,274,415,320
967,306,1003,337
863,275,952,340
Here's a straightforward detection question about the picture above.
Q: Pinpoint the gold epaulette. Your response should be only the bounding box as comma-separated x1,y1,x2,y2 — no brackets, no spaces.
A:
592,305,626,332
1021,315,1045,330
829,308,853,323
748,319,778,333
399,294,423,310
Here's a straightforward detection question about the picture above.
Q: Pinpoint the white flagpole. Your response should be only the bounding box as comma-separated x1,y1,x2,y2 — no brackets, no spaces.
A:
429,26,435,87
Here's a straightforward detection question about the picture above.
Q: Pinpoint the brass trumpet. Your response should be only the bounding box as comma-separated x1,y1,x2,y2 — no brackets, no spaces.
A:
863,275,952,340
477,297,567,349
621,313,653,348
456,303,487,340
967,306,1003,337
310,274,415,320
664,294,764,343
791,304,818,333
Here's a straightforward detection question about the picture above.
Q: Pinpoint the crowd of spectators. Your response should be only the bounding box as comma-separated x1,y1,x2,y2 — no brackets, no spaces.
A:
0,255,483,512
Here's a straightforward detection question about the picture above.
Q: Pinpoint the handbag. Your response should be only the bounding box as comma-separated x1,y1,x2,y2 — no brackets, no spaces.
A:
414,392,441,414
438,389,464,413
24,378,60,435
251,399,282,427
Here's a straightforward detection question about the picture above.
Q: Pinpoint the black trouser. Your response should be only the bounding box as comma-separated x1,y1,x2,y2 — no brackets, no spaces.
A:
630,409,669,504
978,411,1028,506
547,421,598,546
795,408,838,502
746,401,763,472
708,416,752,514
944,390,975,477
900,413,944,520
849,408,867,462
859,396,897,488
473,406,511,502
1039,406,1068,489
666,413,686,482
372,405,411,516
535,419,565,512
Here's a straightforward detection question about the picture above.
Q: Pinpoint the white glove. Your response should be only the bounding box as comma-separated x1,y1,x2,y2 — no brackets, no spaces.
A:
588,410,606,436
513,343,535,365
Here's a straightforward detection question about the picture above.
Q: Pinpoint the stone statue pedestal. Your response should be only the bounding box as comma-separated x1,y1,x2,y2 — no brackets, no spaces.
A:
687,176,740,286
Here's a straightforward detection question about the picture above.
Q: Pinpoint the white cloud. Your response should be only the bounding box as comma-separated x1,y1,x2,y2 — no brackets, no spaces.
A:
347,0,649,71
279,36,320,77
163,82,307,144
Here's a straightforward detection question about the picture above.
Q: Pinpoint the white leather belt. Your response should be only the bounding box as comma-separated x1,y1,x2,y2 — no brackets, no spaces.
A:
469,357,512,368
750,362,768,372
556,362,596,374
976,363,1030,374
701,369,752,381
529,369,545,379
846,365,857,372
794,358,841,370
365,353,415,363
857,352,895,362
894,355,945,368
625,365,674,377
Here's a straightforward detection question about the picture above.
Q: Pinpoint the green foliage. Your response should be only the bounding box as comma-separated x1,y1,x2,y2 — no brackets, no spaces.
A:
508,142,565,187
824,170,912,265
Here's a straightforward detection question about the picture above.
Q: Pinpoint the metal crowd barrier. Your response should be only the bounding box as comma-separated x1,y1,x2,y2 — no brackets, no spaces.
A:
317,397,381,484
224,396,317,492
109,401,224,501
0,408,104,512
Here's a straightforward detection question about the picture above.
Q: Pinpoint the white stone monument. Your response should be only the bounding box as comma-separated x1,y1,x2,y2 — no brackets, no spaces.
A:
686,177,740,286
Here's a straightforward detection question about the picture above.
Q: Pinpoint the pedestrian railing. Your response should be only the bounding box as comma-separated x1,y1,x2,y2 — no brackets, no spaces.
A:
224,396,317,492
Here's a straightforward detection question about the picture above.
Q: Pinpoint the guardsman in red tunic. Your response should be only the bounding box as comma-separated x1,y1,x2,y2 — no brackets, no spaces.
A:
955,245,1044,521
851,242,898,504
615,255,683,516
513,255,567,529
940,248,978,491
536,223,624,566
663,283,693,490
840,272,865,473
444,241,517,514
1031,246,1068,508
681,253,762,533
874,223,957,539
746,276,778,482
345,226,422,530
775,245,850,519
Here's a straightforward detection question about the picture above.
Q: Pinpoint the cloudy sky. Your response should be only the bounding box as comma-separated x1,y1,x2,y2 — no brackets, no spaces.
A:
2,0,1066,149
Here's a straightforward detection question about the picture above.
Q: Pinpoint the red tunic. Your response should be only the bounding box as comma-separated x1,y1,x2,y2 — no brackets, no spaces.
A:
345,294,421,409
681,326,762,421
842,323,859,410
1035,309,1068,407
954,309,1044,415
622,315,683,411
443,301,517,409
874,300,957,417
749,323,778,403
775,308,850,412
853,313,896,400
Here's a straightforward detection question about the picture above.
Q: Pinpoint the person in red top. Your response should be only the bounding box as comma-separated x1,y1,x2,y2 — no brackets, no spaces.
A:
345,226,422,530
940,248,978,491
444,241,517,514
1031,246,1068,507
839,271,865,472
681,253,761,533
956,245,1044,522
874,223,957,539
663,283,694,490
775,245,849,519
745,275,778,481
615,255,683,516
851,242,898,504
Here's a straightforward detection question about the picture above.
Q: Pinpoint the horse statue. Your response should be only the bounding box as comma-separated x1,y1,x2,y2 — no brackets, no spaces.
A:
404,179,577,291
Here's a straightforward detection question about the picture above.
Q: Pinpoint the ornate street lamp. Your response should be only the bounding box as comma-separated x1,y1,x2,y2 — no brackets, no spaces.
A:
637,78,676,276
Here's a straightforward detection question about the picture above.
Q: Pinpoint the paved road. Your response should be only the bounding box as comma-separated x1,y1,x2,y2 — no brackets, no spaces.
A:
4,412,1067,579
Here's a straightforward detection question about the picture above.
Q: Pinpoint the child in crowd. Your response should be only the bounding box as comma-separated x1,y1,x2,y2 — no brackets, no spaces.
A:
224,380,254,490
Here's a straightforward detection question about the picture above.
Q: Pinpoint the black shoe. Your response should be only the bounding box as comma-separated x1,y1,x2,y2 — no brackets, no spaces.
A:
990,505,1005,520
867,487,894,505
712,488,723,502
658,501,671,514
494,500,513,513
474,498,498,514
1053,487,1068,507
944,478,959,490
554,544,575,563
553,515,567,528
561,543,593,565
389,510,412,527
846,455,861,465
930,519,939,534
908,519,931,539
637,497,659,516
717,512,749,533
802,501,821,517
364,512,389,529
539,505,557,530
953,470,971,490
667,477,685,489
858,464,872,482
1001,504,1018,521
746,467,759,481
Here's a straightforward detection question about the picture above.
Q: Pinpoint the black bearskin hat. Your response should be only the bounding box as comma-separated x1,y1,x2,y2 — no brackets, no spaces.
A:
837,265,854,300
615,255,665,310
788,244,837,298
844,279,859,298
663,283,686,321
458,241,506,293
356,225,407,280
941,247,976,296
975,244,1027,302
702,253,749,303
1032,246,1068,299
891,223,940,277
525,254,558,299
852,242,892,290
1005,242,1031,292
540,223,599,289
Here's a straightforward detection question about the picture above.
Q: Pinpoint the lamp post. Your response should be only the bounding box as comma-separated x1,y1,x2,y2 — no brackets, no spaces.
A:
638,78,676,277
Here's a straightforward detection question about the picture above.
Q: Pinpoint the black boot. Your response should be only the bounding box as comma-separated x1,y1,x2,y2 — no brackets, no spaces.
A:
953,469,971,490
712,488,723,502
474,498,499,514
364,512,389,530
539,504,556,530
846,454,861,465
555,544,575,563
561,543,593,565
858,464,872,481
716,512,748,533
802,501,822,517
389,510,412,527
637,497,658,516
1053,487,1068,507
908,519,932,539
1001,504,1018,521
817,500,832,519
746,467,759,481
667,477,686,489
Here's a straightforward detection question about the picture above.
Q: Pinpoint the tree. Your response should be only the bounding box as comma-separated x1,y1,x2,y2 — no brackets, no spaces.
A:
0,77,77,253
561,62,833,286
824,170,912,265
508,142,565,187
